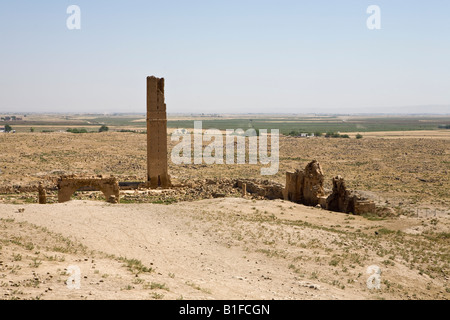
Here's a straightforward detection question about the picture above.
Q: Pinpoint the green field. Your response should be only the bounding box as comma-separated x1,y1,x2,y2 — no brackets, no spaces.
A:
166,117,450,135
2,115,450,135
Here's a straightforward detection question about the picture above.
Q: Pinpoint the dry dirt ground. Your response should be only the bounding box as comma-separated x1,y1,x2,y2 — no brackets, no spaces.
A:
0,198,449,300
0,131,449,300
0,132,448,211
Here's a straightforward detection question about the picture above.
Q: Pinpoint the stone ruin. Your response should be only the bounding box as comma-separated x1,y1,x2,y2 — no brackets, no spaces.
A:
326,175,376,214
29,76,375,213
284,160,376,215
38,182,46,204
146,76,171,189
236,179,284,200
36,75,171,204
283,160,325,206
35,163,375,210
57,176,120,204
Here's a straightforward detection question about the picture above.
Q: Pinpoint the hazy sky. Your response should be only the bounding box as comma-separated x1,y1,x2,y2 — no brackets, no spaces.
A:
0,0,449,114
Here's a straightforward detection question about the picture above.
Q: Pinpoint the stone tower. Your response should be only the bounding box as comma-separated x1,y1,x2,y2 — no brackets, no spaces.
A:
147,76,171,188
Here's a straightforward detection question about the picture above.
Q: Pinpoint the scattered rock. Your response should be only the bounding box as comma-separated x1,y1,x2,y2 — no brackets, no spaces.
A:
299,281,320,290
212,192,226,198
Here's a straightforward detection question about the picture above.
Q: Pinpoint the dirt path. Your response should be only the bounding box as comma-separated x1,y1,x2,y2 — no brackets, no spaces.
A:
1,199,448,300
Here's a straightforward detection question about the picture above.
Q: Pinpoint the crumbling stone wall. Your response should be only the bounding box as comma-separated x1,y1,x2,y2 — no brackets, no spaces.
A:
354,200,376,215
57,176,120,203
302,160,325,206
326,175,376,215
235,179,284,200
284,162,376,215
283,160,325,206
326,175,354,213
284,170,303,203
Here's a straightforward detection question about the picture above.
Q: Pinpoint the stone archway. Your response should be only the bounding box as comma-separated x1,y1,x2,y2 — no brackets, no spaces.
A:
57,176,120,203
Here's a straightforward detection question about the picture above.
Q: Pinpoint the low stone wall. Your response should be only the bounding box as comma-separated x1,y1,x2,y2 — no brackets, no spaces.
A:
57,176,120,203
235,179,284,200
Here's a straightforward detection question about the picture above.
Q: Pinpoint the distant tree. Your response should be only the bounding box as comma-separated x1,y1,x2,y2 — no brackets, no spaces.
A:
4,124,12,132
314,131,323,137
356,133,363,139
99,125,109,132
325,132,344,138
30,127,35,133
67,128,88,134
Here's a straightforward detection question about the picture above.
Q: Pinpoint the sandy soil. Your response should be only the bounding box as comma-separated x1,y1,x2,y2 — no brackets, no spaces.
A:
1,198,448,300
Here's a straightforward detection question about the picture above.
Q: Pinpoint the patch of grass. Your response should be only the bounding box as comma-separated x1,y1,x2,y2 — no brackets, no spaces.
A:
119,257,153,274
133,278,144,285
331,280,346,290
424,232,450,241
120,198,137,204
256,248,287,259
382,259,395,267
329,258,340,267
362,213,386,221
151,198,178,205
29,258,42,268
185,281,212,294
13,254,22,261
377,228,395,236
151,292,165,299
146,282,169,291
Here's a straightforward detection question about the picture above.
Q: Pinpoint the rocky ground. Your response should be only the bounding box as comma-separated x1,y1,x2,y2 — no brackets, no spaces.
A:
0,132,449,212
0,131,449,300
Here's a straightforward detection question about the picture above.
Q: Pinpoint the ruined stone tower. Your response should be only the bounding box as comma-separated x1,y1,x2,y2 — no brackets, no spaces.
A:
147,76,171,188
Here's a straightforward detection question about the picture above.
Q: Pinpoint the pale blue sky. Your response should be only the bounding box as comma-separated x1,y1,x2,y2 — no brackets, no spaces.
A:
0,0,449,114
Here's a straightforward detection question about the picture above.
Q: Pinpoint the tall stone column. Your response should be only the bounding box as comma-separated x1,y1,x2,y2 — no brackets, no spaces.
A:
147,76,171,188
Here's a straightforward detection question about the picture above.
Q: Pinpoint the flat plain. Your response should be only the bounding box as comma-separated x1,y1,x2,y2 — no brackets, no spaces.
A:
0,114,449,300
